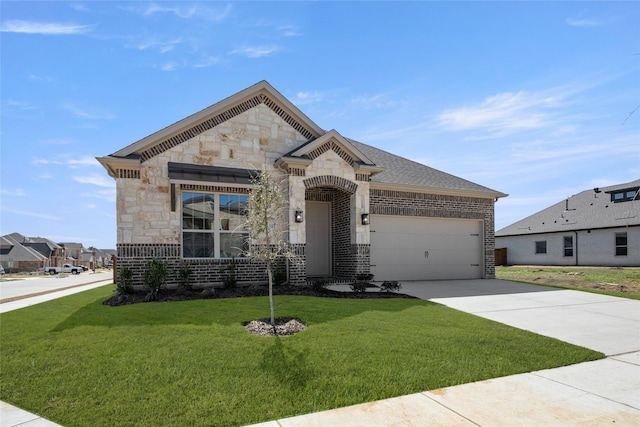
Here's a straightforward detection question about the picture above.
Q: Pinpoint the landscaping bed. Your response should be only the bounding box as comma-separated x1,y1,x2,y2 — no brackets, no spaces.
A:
102,283,416,306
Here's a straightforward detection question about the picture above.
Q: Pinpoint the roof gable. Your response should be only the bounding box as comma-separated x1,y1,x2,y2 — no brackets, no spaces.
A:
275,129,384,176
107,81,323,163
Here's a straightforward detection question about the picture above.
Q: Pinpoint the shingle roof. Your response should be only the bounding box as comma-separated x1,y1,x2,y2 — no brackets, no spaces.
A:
496,180,640,236
0,235,48,262
99,81,506,199
349,139,506,197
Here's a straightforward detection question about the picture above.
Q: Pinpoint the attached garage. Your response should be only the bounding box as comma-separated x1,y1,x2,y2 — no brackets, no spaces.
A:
370,215,484,281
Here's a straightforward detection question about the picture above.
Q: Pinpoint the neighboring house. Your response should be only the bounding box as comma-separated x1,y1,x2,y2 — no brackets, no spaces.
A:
59,242,84,264
83,247,113,268
496,180,640,266
98,81,506,286
21,235,64,265
0,234,48,273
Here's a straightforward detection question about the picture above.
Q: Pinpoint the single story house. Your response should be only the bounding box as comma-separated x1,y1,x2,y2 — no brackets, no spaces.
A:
496,180,640,266
98,81,506,287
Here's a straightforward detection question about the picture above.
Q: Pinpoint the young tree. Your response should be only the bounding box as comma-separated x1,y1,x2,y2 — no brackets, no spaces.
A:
243,170,293,326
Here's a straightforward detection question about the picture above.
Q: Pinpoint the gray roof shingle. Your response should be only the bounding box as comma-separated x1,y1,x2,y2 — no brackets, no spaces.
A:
349,139,506,197
496,179,640,236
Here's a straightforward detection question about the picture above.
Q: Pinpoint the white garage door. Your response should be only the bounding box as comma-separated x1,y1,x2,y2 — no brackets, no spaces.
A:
370,216,483,281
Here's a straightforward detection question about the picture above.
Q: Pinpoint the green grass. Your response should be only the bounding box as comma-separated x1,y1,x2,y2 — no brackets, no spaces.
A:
1,285,603,427
496,266,640,300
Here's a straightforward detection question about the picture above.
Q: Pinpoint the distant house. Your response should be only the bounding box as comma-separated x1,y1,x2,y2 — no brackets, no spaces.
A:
98,81,506,287
0,234,49,273
59,242,85,264
496,180,640,266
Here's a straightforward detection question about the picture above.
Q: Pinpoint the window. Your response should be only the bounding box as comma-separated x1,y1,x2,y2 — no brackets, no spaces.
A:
182,192,249,258
564,236,573,257
535,241,547,254
609,188,639,203
615,233,628,256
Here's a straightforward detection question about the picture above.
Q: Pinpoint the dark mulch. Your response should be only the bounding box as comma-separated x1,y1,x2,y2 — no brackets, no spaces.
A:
103,284,417,306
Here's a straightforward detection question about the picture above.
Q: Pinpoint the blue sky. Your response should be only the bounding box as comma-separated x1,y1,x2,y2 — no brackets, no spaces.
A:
1,1,639,249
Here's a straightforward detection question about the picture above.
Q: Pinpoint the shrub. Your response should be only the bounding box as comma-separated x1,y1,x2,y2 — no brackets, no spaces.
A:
311,277,330,292
220,259,237,289
380,281,402,292
350,282,368,293
178,264,192,291
144,258,168,301
355,273,374,282
273,263,287,286
116,266,133,295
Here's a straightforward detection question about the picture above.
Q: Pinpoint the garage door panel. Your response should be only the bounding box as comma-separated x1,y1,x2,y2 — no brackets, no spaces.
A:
370,216,482,281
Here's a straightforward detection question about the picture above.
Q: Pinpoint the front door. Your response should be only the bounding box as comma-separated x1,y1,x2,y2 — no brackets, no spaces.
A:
306,201,331,277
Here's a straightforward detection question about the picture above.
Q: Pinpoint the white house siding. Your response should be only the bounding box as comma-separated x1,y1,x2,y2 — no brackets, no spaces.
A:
496,226,640,266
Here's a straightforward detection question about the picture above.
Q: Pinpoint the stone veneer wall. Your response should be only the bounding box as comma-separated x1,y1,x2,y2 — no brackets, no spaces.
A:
369,189,497,278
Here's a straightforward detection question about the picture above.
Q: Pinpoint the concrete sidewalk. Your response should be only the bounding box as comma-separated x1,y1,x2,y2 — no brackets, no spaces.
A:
2,279,639,426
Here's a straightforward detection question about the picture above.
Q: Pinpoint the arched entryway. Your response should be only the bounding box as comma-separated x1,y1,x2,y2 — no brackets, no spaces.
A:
304,176,358,280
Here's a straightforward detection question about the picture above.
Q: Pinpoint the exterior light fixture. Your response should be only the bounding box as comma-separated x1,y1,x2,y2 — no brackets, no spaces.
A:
361,213,370,226
295,210,304,223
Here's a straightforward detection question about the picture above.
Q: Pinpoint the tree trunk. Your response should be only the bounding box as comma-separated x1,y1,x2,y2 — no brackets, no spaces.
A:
267,261,275,326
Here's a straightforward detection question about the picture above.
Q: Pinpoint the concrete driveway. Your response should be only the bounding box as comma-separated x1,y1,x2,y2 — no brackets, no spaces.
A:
399,279,640,356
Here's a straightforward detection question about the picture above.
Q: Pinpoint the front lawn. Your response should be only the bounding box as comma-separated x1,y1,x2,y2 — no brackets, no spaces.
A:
1,285,603,426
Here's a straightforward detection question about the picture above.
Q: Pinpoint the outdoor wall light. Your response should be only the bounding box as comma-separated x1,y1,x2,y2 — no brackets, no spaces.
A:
295,210,304,223
361,213,370,226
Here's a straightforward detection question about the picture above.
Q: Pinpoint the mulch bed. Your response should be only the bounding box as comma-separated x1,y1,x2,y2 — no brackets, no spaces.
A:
102,284,417,306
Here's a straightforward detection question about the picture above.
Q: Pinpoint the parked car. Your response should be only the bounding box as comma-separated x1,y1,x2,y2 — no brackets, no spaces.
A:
79,265,89,271
43,264,83,275
0,265,5,275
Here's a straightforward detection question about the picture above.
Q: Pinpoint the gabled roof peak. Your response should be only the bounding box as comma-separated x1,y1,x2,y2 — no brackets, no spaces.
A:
104,80,324,163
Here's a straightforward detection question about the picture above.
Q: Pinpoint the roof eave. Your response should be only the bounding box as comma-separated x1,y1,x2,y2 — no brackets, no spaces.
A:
370,181,508,200
96,156,140,178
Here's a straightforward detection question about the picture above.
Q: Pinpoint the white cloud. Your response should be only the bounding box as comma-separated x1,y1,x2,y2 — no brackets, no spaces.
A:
41,138,74,145
278,25,301,37
68,156,101,167
436,90,564,135
73,174,116,188
350,93,399,110
230,45,280,58
4,99,39,111
0,20,92,35
31,157,64,166
62,103,116,120
293,91,326,105
193,55,223,68
566,12,603,28
1,207,61,220
31,155,101,168
0,188,26,196
127,2,231,22
133,37,183,53
159,61,179,71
